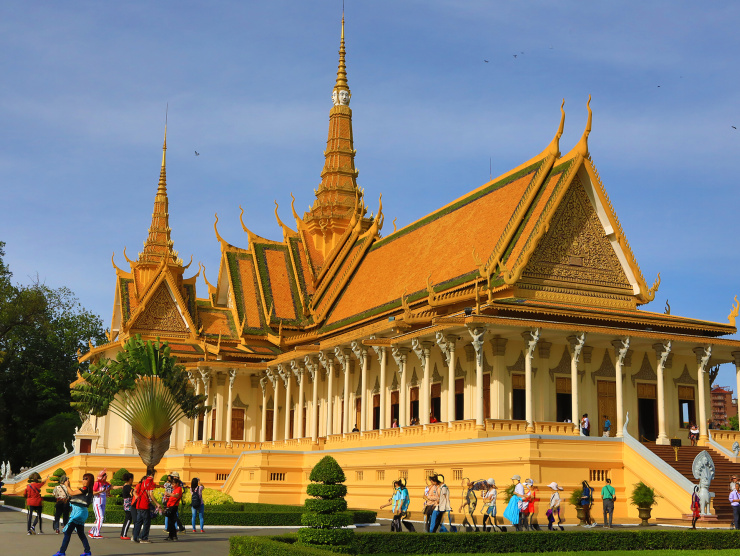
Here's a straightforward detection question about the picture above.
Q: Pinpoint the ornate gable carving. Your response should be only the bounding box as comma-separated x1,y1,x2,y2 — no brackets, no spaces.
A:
432,363,444,384
131,282,188,334
522,176,632,293
673,364,698,386
591,349,623,384
506,351,538,377
372,376,380,394
455,359,466,379
233,394,249,409
409,367,419,387
549,346,584,382
631,352,657,386
391,372,399,390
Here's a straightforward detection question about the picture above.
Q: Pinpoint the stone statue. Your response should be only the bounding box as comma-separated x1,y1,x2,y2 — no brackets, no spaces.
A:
63,442,69,454
0,462,4,478
338,90,350,106
692,450,715,515
332,90,339,106
733,441,739,457
6,462,12,478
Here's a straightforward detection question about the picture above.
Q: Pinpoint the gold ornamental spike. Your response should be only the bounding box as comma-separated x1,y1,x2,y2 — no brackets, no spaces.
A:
575,95,592,157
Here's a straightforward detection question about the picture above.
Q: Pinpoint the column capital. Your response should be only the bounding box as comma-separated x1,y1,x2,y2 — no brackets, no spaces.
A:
694,345,712,370
318,350,334,373
568,333,586,365
523,328,541,358
391,346,409,370
612,337,631,364
199,369,211,386
228,369,237,387
653,341,672,369
350,340,368,365
304,355,319,380
411,338,432,366
259,376,268,396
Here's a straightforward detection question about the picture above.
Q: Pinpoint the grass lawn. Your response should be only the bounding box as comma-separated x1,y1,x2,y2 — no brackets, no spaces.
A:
373,552,740,556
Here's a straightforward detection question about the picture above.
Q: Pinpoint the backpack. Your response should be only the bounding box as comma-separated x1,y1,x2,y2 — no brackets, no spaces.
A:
191,487,202,508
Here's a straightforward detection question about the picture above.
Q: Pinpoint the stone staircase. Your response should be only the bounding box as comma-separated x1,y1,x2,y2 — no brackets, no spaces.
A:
645,444,737,521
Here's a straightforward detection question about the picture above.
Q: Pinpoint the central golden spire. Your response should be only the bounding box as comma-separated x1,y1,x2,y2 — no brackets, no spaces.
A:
139,116,181,266
302,13,369,255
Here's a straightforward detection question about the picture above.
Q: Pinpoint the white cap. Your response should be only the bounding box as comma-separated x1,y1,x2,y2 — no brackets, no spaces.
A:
511,474,521,481
487,478,495,486
548,481,564,491
525,478,533,486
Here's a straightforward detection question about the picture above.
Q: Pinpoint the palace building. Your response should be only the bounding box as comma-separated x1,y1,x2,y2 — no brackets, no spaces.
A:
12,16,740,522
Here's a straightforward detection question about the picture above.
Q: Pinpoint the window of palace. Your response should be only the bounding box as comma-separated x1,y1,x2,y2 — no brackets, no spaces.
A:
637,383,658,442
512,373,526,421
373,393,380,430
231,408,245,441
556,377,572,422
391,390,399,425
431,382,442,421
455,378,465,421
678,386,696,429
409,387,420,422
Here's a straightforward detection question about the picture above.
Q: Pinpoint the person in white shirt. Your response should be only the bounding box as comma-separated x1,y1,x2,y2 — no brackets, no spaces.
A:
514,476,526,531
547,482,564,531
481,478,500,532
431,474,453,533
730,482,740,530
581,413,591,436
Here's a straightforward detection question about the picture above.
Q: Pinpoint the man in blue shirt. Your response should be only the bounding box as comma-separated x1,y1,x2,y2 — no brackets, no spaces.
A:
603,415,611,437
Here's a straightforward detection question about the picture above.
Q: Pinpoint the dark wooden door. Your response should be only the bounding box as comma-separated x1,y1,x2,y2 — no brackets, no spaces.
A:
231,408,245,440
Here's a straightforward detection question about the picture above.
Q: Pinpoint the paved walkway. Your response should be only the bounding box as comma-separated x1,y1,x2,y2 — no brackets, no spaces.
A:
0,506,300,555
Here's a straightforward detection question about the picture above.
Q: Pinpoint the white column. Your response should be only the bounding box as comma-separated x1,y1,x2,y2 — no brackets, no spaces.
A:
279,365,292,440
434,332,455,424
654,341,672,445
305,356,319,441
695,346,712,443
568,333,586,435
353,341,369,433
199,369,211,441
392,347,409,427
523,329,540,434
292,361,305,438
271,371,280,442
468,326,486,429
215,373,225,441
226,369,236,444
188,372,199,442
612,338,630,438
413,339,433,426
376,347,387,430
321,353,335,436
260,377,268,443
344,350,351,434
733,352,740,435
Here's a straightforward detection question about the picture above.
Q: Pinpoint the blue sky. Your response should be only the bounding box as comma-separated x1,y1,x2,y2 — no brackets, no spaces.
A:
2,1,739,387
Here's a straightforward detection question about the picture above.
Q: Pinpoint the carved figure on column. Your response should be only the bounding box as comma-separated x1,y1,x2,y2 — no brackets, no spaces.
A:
733,441,740,457
692,450,715,515
435,331,451,365
351,340,366,367
526,329,541,358
411,338,427,367
260,376,268,397
291,360,304,385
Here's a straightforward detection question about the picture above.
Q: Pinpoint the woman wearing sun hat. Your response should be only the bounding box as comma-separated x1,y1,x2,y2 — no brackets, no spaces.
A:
546,482,564,531
481,478,499,532
88,469,110,539
503,475,523,530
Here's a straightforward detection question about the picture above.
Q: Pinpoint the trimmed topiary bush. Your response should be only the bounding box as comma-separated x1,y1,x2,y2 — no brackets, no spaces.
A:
109,467,129,500
45,468,65,495
298,456,354,553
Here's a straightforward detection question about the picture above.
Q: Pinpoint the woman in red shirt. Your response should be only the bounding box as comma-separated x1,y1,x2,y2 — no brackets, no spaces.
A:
165,478,183,541
25,472,49,535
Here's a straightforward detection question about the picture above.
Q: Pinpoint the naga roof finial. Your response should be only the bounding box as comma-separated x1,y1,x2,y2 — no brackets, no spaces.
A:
547,99,565,157
576,95,592,157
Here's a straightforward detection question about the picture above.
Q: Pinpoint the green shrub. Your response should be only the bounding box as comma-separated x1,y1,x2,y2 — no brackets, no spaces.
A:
45,468,66,495
110,468,129,486
307,483,347,499
304,498,347,514
309,456,346,484
569,487,583,506
230,535,330,556
630,481,657,507
299,455,353,553
301,512,353,528
351,530,740,554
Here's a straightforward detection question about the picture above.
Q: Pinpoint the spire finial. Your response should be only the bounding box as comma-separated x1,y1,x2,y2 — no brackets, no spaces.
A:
158,104,168,192
547,99,566,156
332,11,350,105
576,95,592,157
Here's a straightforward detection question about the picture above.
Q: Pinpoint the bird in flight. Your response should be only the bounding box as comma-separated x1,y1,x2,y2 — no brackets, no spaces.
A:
484,59,489,63
194,150,200,156
513,54,518,58
732,126,737,130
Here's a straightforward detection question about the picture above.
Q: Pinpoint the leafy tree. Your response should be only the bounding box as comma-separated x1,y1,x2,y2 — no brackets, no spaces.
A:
0,241,106,469
728,415,738,431
71,335,206,475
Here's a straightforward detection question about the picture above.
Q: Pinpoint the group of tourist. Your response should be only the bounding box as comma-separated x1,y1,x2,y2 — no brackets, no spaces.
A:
23,468,206,554
381,474,619,533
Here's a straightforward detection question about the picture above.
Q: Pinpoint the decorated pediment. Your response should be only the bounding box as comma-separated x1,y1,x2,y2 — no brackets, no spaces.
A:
631,352,656,386
129,280,190,335
549,346,584,382
521,176,633,298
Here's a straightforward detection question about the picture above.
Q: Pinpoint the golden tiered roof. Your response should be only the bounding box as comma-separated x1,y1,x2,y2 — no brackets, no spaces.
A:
80,16,737,368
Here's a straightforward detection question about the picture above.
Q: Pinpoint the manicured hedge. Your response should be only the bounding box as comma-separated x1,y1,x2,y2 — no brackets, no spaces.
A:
231,535,328,556
2,496,375,526
352,530,740,554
